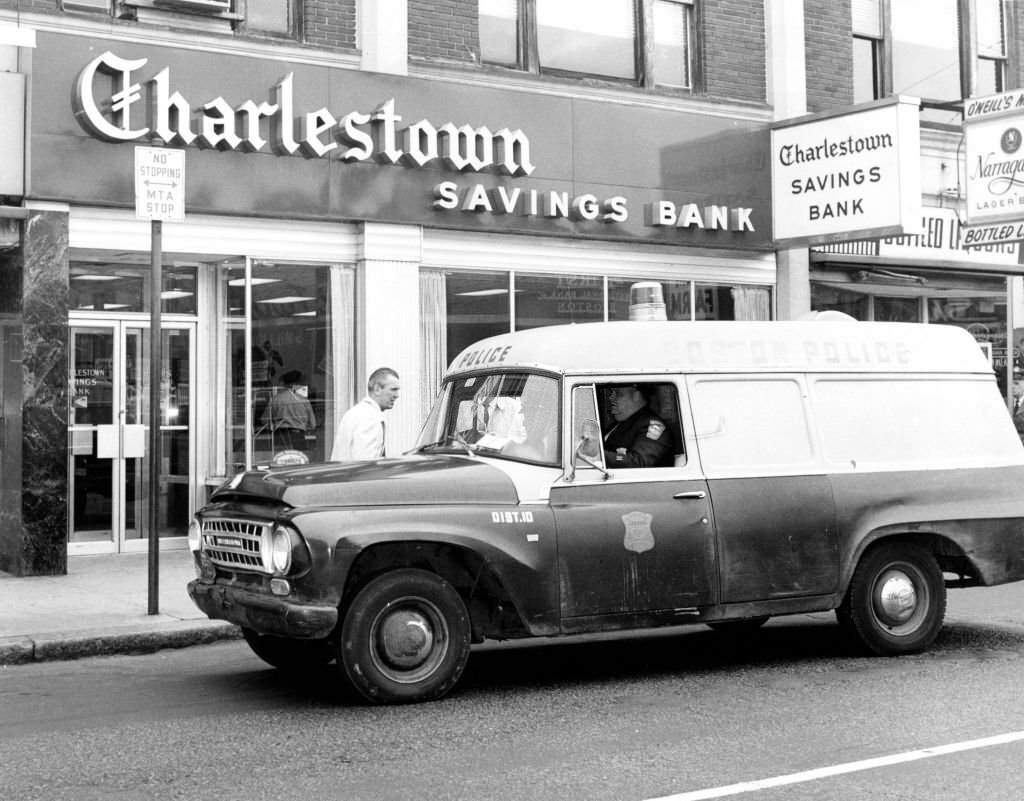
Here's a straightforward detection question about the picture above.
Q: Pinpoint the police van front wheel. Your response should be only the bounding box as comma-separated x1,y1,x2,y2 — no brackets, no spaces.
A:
339,569,472,704
838,543,946,656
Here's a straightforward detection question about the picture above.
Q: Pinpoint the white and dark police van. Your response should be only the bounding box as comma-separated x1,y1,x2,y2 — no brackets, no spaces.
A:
188,318,1024,703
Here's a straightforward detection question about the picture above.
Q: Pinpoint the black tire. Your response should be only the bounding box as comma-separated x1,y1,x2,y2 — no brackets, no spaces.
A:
837,542,946,656
706,616,770,633
242,628,335,672
339,569,471,704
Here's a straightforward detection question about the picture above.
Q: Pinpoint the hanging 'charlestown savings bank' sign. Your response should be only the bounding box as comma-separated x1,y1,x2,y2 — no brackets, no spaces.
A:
67,50,763,242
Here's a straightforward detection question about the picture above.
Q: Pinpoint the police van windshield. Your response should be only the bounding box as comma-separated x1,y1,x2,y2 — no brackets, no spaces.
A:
416,372,560,466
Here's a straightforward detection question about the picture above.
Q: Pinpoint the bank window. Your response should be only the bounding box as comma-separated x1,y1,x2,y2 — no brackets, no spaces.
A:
652,0,694,88
481,0,697,89
69,260,198,315
480,0,520,67
220,261,354,472
243,0,295,35
515,273,604,331
538,0,636,79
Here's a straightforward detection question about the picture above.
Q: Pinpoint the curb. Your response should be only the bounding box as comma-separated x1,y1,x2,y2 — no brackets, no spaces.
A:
0,620,242,666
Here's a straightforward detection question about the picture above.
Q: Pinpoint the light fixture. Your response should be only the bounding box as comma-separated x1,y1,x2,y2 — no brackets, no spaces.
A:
161,289,193,300
228,277,281,286
256,296,315,304
456,288,509,297
71,274,119,282
292,311,317,317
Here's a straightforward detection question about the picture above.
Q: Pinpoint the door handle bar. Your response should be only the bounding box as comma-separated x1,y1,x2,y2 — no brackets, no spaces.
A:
673,491,706,500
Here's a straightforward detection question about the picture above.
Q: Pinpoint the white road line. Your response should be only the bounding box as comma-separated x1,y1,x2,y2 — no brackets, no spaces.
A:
643,731,1024,801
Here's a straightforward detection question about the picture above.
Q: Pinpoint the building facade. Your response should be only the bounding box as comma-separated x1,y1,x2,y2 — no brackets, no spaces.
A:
0,0,1020,574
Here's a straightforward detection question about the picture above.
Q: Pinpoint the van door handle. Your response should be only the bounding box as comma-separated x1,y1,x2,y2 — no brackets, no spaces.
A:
673,491,706,500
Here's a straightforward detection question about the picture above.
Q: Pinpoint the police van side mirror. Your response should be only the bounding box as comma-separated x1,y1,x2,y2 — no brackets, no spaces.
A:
567,419,609,481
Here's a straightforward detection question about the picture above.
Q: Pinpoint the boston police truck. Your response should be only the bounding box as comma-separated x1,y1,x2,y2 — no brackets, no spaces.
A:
188,316,1024,703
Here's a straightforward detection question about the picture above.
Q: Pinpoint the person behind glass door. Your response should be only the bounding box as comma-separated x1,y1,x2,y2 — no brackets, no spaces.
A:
330,367,401,461
263,369,316,453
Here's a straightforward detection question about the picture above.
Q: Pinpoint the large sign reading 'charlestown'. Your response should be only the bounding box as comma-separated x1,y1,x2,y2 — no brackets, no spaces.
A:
74,52,537,176
37,33,772,247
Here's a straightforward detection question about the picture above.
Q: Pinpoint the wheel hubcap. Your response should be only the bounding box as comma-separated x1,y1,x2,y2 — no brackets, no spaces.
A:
878,573,917,623
369,596,449,684
377,609,435,670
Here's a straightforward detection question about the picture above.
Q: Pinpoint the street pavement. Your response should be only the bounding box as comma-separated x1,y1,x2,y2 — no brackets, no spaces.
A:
2,545,1023,667
0,548,239,665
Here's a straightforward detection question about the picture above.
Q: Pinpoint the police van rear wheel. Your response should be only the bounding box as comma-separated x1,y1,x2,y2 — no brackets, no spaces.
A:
839,543,946,656
339,569,471,704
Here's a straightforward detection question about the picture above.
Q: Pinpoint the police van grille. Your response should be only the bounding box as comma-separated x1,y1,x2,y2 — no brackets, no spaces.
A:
201,519,268,570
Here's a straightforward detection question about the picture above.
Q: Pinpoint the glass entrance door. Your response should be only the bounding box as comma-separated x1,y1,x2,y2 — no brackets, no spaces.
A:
69,321,194,553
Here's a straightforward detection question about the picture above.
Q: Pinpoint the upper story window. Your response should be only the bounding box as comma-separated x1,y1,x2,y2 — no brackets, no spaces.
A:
851,0,883,103
241,0,295,35
852,0,1007,123
62,0,296,37
480,0,696,89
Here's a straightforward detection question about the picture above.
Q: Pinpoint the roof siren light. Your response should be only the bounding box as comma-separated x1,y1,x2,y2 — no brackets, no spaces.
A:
629,281,667,321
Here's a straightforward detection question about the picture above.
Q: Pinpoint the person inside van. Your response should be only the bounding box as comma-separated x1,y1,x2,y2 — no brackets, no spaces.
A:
601,383,674,468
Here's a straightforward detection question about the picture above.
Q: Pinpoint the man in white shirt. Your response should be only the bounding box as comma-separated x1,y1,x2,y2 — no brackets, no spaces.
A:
330,367,400,461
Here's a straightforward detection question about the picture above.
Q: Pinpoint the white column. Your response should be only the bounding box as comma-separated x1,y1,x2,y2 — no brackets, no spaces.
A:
765,0,811,319
358,223,423,454
358,0,408,75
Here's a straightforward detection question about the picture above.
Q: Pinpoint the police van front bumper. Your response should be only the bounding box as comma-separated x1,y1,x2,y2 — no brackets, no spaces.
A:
187,580,338,639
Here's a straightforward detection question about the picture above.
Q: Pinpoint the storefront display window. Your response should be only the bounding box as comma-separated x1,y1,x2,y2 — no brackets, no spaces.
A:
515,273,604,331
874,296,921,322
811,285,870,319
433,270,773,365
608,279,691,320
811,278,1010,407
929,296,1008,396
70,261,198,314
221,261,353,472
442,271,511,364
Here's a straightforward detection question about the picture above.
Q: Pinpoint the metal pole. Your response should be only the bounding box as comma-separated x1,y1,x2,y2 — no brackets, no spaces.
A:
958,0,978,101
148,219,162,615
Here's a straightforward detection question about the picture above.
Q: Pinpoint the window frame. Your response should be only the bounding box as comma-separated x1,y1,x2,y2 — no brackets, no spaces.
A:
481,0,700,91
235,0,300,38
853,0,1008,106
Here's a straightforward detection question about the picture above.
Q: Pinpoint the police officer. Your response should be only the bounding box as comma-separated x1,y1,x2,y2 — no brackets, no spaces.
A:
602,384,674,468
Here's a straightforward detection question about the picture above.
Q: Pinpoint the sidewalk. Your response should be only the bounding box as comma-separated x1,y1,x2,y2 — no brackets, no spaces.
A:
0,548,240,666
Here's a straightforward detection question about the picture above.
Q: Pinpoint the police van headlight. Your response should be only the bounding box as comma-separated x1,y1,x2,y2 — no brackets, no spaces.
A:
187,517,203,553
271,526,292,573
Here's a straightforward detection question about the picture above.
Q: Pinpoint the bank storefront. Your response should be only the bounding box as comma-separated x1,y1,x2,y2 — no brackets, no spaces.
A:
0,31,775,572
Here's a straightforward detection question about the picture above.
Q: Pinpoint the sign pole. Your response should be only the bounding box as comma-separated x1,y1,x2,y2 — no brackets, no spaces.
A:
148,219,162,615
134,144,185,617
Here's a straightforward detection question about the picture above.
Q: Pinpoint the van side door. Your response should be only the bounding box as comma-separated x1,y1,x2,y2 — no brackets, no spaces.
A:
688,374,839,603
550,380,716,629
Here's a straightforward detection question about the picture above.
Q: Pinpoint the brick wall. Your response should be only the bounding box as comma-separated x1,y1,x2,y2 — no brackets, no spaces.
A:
302,0,357,50
700,0,767,104
407,0,478,65
804,0,853,112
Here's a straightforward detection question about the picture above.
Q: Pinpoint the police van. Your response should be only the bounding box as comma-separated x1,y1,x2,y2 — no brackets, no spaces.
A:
187,318,1024,704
